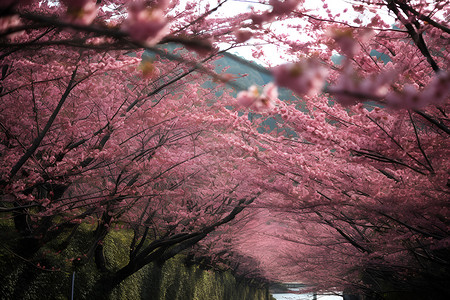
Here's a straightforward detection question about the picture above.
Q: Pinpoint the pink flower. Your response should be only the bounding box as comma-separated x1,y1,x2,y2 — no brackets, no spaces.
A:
237,83,278,111
329,67,449,109
262,82,278,104
250,0,300,25
385,71,450,109
420,71,450,106
272,59,328,97
235,30,253,43
153,0,170,10
237,85,259,107
41,198,51,207
329,66,397,106
122,1,169,45
0,15,23,39
62,0,98,25
251,12,273,26
138,60,160,79
269,0,301,15
327,27,360,58
181,36,215,56
385,85,420,109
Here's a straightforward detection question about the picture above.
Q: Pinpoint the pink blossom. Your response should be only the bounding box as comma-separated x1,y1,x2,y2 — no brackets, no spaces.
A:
329,66,398,106
251,12,273,26
138,59,160,79
152,0,170,10
420,71,450,106
331,68,449,109
263,82,278,102
385,71,450,109
41,198,51,207
269,0,301,15
385,84,420,109
237,85,260,108
235,30,253,43
122,2,169,45
62,0,98,25
237,83,278,111
0,15,23,39
327,27,360,58
250,0,300,25
272,59,328,97
181,36,215,56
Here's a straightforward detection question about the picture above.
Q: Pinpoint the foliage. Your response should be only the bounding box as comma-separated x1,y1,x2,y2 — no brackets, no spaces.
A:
0,0,449,299
0,220,268,300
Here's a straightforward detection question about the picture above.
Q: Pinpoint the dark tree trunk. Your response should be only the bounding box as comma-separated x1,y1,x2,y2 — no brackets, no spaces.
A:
89,258,149,299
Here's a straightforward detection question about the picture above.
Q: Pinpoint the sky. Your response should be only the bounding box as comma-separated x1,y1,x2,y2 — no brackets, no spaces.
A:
210,0,395,65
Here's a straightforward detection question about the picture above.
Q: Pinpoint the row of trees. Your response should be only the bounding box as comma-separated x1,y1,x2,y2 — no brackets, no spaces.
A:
231,1,450,298
1,1,267,296
0,0,449,299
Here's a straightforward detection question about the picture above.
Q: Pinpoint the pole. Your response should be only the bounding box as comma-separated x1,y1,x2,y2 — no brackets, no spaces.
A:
71,271,75,300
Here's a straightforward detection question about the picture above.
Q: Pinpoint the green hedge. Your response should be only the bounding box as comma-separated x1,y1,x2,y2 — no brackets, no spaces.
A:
0,220,268,300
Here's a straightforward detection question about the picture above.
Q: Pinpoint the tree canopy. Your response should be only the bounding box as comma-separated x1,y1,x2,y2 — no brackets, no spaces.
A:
0,1,449,299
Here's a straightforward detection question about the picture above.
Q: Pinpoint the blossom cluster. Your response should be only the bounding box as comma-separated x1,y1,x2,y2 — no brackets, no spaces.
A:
329,67,450,109
385,71,450,109
251,0,303,26
1,0,171,45
61,0,98,25
272,58,329,97
237,83,278,111
122,0,169,45
237,59,448,111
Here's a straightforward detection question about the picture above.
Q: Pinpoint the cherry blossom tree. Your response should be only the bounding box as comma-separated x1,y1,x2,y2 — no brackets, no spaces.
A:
0,1,272,296
0,0,449,299
224,0,450,298
236,95,449,297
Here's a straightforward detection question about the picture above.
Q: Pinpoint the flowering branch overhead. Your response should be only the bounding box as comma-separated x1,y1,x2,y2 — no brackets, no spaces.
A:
0,0,449,298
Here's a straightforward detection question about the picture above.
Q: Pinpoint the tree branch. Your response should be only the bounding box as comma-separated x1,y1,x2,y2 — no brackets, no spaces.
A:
8,67,79,181
394,0,450,34
386,0,440,72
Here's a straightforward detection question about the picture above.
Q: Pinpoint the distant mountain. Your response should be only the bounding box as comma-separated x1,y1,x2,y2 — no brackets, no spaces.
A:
144,44,298,101
213,53,272,87
215,52,302,110
144,45,301,135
